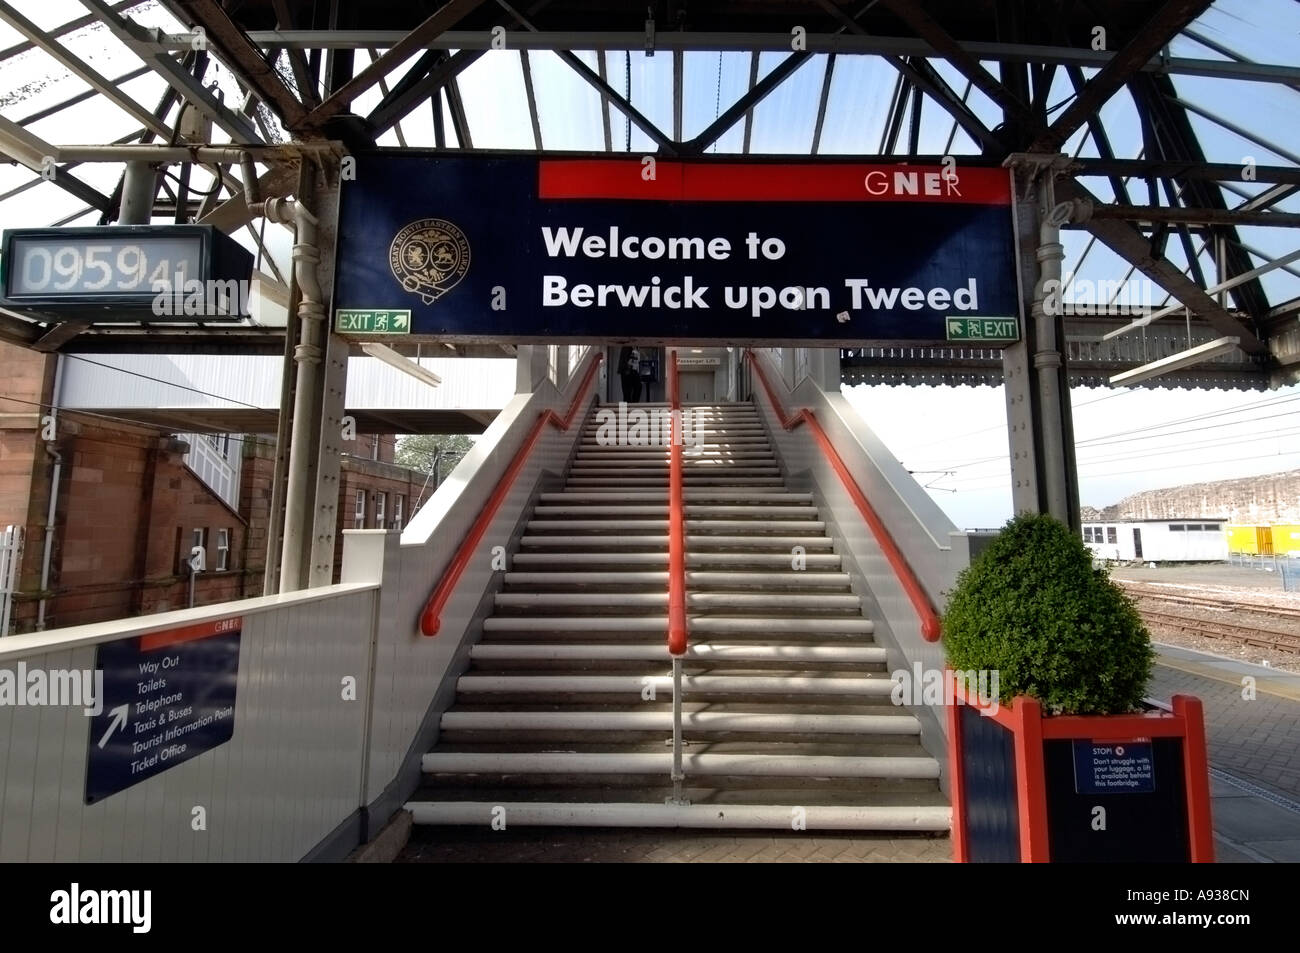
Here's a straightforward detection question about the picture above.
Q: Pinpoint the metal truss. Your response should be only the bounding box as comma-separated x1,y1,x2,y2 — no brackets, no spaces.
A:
0,0,1296,383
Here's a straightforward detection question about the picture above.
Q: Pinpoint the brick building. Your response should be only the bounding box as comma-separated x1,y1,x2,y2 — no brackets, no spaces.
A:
0,341,435,634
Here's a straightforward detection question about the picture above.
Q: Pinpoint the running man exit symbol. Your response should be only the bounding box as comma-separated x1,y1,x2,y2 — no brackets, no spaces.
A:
945,316,1019,342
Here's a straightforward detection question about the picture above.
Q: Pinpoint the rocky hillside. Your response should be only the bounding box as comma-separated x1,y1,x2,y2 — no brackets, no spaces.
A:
1083,469,1300,523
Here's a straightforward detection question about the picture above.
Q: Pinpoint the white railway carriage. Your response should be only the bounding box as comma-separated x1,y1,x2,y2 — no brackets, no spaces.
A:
1082,518,1229,564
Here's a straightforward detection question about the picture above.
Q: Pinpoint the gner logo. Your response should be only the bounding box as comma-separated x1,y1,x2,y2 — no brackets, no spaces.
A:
389,218,471,305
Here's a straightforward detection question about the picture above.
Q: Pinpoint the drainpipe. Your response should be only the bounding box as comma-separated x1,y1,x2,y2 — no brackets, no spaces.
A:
1031,171,1084,524
250,174,324,591
35,355,65,630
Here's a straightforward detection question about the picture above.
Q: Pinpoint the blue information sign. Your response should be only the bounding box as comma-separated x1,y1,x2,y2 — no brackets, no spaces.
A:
333,155,1019,344
85,618,241,804
1072,739,1156,794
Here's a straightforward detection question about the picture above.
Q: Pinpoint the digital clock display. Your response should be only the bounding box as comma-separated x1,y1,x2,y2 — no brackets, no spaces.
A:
0,225,253,320
7,234,203,297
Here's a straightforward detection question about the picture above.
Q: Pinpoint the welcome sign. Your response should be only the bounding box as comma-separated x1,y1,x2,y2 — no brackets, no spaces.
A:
333,155,1019,344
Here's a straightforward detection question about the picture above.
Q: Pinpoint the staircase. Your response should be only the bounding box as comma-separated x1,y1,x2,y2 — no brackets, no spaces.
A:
406,401,949,831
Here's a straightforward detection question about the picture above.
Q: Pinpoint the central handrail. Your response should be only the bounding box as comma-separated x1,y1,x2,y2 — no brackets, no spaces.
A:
419,352,603,637
666,348,688,805
745,350,942,642
667,349,688,656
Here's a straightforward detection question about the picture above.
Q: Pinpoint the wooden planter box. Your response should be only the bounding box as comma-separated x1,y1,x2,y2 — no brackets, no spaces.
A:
947,673,1214,862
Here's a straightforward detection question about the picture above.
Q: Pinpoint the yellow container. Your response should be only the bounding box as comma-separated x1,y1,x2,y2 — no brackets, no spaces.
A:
1274,525,1300,557
1227,525,1274,555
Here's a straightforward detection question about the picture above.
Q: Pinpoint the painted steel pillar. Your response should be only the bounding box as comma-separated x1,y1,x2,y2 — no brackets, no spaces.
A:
515,345,550,393
807,347,842,392
274,163,347,590
1002,156,1082,531
119,161,157,224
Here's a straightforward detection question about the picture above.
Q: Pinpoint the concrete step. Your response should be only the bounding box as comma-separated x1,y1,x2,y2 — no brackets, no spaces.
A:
456,674,894,696
492,591,862,610
469,643,886,664
565,477,785,486
517,534,835,549
440,708,911,733
479,616,871,639
531,505,817,518
538,491,813,502
501,570,852,588
422,750,940,779
522,519,825,533
404,800,949,830
509,552,843,569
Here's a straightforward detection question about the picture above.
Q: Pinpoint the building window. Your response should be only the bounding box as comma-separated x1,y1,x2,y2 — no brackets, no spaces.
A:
1170,524,1185,531
376,492,386,526
394,495,404,529
216,528,231,571
1107,527,1117,544
355,489,366,528
372,435,379,461
1083,527,1094,542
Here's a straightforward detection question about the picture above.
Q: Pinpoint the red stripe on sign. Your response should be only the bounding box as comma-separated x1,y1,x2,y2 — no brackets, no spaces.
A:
539,160,1011,204
140,616,242,651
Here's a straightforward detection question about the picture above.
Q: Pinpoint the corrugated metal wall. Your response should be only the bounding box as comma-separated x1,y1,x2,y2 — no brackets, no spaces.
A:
0,585,376,862
0,349,602,862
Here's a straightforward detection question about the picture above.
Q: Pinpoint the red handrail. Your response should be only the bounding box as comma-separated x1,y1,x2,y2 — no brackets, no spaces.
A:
745,350,942,642
667,349,688,655
419,353,604,637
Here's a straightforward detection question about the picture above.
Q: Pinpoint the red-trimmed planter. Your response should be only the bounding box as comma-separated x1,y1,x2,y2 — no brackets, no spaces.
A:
947,673,1214,863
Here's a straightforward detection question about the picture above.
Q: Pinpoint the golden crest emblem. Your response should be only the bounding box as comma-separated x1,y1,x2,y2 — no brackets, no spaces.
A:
389,218,471,305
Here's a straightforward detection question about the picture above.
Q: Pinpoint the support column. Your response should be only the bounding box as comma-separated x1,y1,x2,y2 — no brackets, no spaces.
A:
554,344,571,391
807,347,842,392
515,345,550,393
119,161,157,224
273,162,347,591
1003,155,1082,531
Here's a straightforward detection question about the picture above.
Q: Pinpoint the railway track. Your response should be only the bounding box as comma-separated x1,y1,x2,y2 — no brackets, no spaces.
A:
1137,609,1300,655
1118,582,1300,620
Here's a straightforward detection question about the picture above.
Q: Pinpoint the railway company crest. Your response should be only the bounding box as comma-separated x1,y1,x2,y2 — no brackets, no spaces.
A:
389,218,471,305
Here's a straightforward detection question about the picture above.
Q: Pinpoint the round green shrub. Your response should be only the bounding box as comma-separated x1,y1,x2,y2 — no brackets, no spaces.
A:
943,512,1155,715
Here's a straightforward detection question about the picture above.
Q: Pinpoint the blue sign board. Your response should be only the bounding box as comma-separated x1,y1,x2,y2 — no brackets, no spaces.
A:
333,155,1019,344
85,618,241,804
1072,739,1156,794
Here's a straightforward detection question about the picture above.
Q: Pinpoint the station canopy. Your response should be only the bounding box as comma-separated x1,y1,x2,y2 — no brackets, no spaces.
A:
0,0,1297,388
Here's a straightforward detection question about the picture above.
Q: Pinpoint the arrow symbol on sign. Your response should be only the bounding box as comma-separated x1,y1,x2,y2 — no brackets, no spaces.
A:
97,705,128,748
394,313,408,329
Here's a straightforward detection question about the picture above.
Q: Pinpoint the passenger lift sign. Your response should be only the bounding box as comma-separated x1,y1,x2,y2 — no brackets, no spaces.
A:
85,617,241,804
333,156,1019,344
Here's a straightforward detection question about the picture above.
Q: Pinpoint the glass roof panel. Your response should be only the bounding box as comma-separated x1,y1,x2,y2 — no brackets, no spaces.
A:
531,50,607,152
458,50,533,150
747,53,824,154
817,56,896,155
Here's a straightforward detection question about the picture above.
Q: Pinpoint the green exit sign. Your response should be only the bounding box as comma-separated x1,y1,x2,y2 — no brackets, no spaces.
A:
335,309,411,334
946,316,1019,342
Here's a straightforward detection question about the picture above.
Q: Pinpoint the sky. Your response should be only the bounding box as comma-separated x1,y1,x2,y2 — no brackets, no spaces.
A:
1,0,1298,531
842,381,1300,529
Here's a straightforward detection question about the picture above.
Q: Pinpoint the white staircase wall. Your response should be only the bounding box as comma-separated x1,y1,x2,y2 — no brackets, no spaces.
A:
340,349,603,820
748,349,973,750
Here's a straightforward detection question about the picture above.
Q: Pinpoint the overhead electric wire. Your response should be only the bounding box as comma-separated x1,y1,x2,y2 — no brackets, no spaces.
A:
908,392,1300,474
